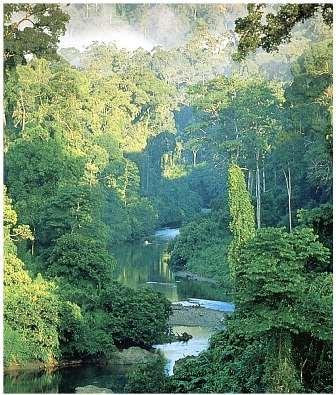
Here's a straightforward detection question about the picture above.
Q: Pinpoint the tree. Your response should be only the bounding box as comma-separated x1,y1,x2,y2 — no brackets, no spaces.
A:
46,233,115,290
4,187,61,368
171,227,332,393
233,227,332,392
227,164,255,279
189,75,284,228
234,4,333,60
4,4,70,68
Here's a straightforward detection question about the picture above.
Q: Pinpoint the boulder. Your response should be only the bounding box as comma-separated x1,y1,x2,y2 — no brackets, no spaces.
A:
176,332,193,342
116,347,159,365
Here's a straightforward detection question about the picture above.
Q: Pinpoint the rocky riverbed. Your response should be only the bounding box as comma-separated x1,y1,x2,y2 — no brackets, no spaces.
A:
169,303,227,329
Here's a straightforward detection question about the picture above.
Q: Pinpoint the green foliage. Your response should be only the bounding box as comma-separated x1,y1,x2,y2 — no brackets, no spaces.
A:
228,164,255,279
4,323,33,367
60,306,117,361
5,274,61,365
125,355,170,393
4,188,60,368
188,244,230,283
234,4,332,60
126,198,158,239
4,4,70,68
172,227,332,393
285,41,332,198
154,181,202,227
3,7,332,393
38,185,108,246
99,284,172,347
297,203,332,252
169,212,232,292
58,283,172,361
169,214,228,268
234,228,331,336
46,233,115,288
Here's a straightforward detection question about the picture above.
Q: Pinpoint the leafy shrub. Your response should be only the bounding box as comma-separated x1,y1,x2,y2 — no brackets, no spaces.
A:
125,355,170,393
46,233,115,287
99,283,172,348
169,213,231,285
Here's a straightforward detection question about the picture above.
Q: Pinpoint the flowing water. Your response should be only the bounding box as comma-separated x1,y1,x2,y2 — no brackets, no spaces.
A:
4,228,232,393
154,325,214,376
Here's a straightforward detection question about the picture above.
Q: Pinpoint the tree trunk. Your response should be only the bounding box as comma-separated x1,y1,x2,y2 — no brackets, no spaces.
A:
192,150,197,167
146,152,150,194
300,359,308,384
31,226,35,255
283,166,292,232
262,166,266,193
256,153,261,229
255,169,257,198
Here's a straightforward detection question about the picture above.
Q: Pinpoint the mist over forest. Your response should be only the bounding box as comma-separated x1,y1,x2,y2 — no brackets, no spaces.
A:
58,3,330,82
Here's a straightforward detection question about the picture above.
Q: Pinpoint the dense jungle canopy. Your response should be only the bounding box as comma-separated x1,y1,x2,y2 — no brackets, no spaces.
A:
3,3,333,393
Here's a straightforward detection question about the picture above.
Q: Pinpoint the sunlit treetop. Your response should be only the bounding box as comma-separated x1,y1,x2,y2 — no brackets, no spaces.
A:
234,3,333,61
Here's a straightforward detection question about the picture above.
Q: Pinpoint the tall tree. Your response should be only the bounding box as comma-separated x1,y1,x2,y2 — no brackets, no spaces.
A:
227,164,255,279
4,4,70,68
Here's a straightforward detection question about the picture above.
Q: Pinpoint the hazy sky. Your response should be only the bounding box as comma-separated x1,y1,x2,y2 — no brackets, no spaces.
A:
59,28,155,52
58,4,240,52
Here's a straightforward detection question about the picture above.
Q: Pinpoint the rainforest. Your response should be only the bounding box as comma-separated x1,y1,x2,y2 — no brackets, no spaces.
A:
3,3,333,393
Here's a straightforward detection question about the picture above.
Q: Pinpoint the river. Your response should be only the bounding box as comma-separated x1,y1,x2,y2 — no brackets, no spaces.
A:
4,228,232,393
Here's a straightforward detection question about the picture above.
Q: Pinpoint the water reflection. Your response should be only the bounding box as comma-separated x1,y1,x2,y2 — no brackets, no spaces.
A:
4,370,60,393
4,364,130,394
110,240,228,302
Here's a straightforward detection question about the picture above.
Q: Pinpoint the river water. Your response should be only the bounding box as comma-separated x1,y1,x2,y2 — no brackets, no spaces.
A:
4,228,232,393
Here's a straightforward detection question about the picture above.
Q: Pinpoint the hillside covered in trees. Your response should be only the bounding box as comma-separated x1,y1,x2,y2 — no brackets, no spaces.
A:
3,3,333,393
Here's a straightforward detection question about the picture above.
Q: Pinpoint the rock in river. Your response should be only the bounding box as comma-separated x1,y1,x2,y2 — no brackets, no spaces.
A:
114,346,159,365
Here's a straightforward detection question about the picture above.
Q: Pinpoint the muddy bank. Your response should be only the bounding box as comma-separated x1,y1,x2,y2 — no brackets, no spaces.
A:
169,304,227,329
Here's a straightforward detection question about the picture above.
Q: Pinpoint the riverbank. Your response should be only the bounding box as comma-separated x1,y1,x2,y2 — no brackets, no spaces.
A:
4,346,161,375
174,270,218,284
